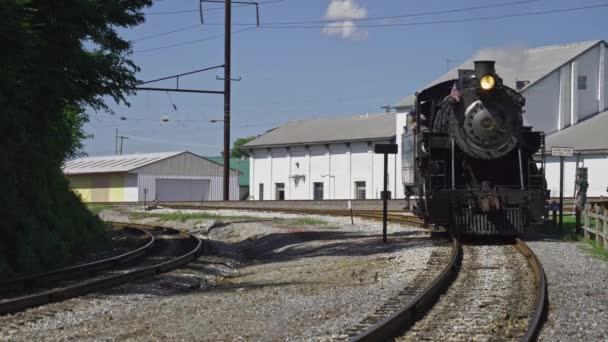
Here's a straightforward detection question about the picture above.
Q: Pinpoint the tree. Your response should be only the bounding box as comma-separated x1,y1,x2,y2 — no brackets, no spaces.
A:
231,136,257,158
0,0,152,276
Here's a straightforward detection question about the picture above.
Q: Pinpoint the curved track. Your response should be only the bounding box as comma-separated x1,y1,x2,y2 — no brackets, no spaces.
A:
350,238,546,342
0,226,155,291
116,204,547,340
0,222,202,315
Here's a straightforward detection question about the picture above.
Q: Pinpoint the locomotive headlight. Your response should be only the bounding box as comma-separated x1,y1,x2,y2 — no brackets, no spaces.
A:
480,75,496,90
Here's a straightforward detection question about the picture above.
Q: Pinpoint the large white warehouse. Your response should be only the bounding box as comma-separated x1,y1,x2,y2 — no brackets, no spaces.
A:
64,151,240,202
395,40,608,197
245,113,406,200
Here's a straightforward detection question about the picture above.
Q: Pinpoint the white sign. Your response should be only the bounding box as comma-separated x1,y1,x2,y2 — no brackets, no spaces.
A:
551,146,574,157
347,200,352,210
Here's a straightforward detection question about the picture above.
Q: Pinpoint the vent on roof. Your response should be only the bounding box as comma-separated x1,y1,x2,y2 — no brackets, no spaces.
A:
577,75,587,90
516,80,530,90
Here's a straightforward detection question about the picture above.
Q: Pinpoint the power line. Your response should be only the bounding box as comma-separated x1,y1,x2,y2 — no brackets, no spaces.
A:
224,0,541,26
133,26,256,53
257,3,608,29
144,0,288,15
133,0,537,41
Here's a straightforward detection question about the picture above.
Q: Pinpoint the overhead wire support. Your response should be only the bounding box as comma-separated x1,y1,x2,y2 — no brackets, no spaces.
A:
135,65,226,94
200,0,260,27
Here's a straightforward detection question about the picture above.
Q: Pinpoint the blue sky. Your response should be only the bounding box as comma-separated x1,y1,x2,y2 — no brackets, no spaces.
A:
84,0,608,156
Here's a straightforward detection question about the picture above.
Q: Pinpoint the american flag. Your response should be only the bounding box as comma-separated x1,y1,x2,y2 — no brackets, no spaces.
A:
450,82,461,102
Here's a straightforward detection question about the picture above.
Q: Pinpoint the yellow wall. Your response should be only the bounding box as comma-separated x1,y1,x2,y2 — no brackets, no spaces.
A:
67,174,126,203
69,176,92,202
109,175,125,202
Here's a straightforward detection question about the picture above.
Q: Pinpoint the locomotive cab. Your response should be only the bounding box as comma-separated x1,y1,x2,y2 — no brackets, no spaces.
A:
409,61,547,235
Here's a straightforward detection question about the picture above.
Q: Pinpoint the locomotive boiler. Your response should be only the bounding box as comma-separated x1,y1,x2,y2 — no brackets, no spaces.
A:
403,61,547,235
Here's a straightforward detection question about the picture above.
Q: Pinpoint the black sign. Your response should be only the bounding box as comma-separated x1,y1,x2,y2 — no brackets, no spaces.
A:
374,143,398,154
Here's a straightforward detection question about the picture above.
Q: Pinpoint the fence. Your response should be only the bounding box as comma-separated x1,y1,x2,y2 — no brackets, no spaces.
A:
583,203,608,248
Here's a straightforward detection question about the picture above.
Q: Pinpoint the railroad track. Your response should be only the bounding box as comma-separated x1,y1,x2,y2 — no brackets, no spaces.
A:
0,222,202,315
350,238,546,342
135,204,547,340
162,203,425,226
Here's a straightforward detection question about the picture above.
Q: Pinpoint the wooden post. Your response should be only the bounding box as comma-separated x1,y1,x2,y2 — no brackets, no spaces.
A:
584,203,590,240
595,205,602,246
604,207,608,250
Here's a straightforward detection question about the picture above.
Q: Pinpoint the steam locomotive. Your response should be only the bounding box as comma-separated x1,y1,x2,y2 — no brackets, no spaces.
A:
403,61,547,235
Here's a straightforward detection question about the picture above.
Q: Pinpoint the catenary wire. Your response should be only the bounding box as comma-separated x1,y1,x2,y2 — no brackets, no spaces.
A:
257,3,608,29
133,0,537,41
133,26,256,53
144,0,289,15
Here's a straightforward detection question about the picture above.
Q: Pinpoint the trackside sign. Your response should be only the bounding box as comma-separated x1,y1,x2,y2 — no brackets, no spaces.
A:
551,147,574,157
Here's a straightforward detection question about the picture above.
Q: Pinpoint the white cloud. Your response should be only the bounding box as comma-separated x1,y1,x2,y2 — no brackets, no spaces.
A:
321,0,368,41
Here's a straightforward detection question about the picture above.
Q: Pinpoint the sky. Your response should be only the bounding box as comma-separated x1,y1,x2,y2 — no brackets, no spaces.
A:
84,0,608,157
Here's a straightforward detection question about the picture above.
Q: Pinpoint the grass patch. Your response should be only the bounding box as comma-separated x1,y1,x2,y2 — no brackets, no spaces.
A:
87,203,114,215
128,210,260,222
579,238,608,263
530,214,580,241
280,217,329,226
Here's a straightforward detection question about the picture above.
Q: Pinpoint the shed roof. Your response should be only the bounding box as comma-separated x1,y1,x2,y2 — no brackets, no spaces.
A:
545,110,608,153
395,40,604,109
244,113,396,148
63,151,186,175
205,157,249,186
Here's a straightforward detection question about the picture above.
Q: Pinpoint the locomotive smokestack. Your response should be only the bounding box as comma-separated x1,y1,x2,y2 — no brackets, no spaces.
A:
474,60,496,78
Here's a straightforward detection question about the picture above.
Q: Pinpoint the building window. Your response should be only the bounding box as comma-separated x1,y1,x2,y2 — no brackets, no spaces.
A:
259,183,264,200
275,183,285,200
355,181,366,200
313,182,324,200
578,75,587,90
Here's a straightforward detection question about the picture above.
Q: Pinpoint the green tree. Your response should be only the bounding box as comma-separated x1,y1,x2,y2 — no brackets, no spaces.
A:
0,0,152,277
231,136,257,158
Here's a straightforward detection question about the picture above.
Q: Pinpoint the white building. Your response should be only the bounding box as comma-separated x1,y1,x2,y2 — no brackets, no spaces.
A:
63,151,240,202
245,113,407,200
394,40,608,197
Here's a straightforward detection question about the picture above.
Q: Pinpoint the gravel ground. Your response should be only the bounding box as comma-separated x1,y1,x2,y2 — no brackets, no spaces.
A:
526,237,608,342
397,244,535,342
0,207,439,341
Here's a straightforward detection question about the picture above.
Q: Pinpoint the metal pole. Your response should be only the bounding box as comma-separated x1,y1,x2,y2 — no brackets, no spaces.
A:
559,156,564,233
119,137,125,155
222,0,232,201
383,153,388,243
518,147,525,190
115,128,118,155
451,138,455,190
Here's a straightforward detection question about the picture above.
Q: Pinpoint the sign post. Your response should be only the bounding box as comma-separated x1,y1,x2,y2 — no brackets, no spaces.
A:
551,147,574,234
374,143,398,243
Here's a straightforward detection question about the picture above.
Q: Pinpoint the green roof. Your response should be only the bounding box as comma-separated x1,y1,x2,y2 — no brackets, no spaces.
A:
205,157,249,187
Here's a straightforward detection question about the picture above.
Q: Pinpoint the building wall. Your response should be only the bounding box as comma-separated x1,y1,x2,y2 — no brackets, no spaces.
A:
249,139,401,201
135,152,239,201
577,44,601,121
524,43,607,135
67,173,138,203
523,71,561,134
544,154,608,197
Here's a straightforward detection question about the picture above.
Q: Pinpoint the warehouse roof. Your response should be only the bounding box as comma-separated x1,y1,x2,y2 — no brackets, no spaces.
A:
64,151,186,175
244,113,396,148
395,40,604,109
545,110,608,153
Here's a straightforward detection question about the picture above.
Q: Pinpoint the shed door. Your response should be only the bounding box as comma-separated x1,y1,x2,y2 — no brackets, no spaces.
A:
155,179,210,201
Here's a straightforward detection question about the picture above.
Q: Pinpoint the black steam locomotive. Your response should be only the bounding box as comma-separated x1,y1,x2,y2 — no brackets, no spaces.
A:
403,61,547,235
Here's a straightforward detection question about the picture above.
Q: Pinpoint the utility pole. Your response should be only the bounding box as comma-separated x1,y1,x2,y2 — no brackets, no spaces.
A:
223,0,232,201
115,129,128,155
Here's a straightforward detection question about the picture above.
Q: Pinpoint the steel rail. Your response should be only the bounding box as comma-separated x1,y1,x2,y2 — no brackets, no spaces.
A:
514,238,548,342
0,226,155,289
0,223,202,315
349,236,461,341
